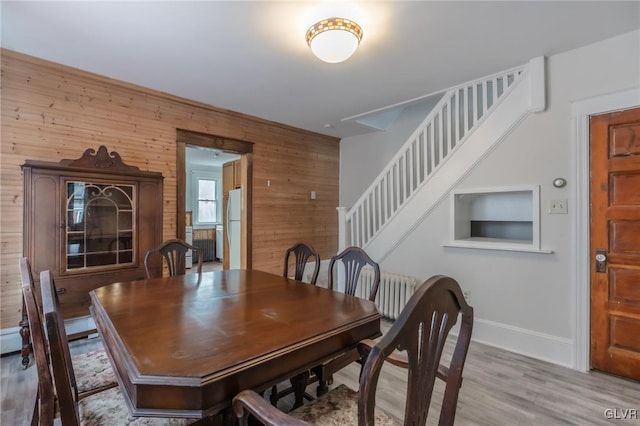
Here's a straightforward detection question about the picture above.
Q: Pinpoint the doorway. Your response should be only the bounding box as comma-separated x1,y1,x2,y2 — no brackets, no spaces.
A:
573,88,639,374
185,146,240,270
176,129,253,269
589,107,640,381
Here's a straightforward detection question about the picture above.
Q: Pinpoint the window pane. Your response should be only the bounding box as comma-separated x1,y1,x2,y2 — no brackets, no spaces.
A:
198,200,216,223
65,181,135,271
198,180,216,201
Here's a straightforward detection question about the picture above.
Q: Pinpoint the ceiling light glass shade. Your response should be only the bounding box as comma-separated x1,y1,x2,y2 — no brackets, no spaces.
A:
306,17,363,64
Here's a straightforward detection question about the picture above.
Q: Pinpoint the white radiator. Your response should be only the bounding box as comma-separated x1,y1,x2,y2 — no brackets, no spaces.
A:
356,269,421,320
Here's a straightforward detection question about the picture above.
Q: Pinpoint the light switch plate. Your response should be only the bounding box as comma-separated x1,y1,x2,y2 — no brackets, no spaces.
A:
549,198,568,214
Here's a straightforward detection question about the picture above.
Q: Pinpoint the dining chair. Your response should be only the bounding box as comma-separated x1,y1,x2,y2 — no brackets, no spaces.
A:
328,246,380,302
234,275,474,426
39,269,205,425
270,242,321,406
20,271,54,426
312,246,381,397
274,247,382,408
19,258,117,401
283,241,321,284
144,238,202,278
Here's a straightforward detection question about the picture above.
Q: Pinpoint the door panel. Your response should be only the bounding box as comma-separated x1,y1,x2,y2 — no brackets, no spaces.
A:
611,173,640,204
609,268,640,303
590,107,640,380
610,316,640,352
610,221,640,253
609,124,640,156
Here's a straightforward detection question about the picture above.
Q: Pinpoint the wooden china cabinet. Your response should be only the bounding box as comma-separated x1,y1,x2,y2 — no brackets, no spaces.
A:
20,146,163,367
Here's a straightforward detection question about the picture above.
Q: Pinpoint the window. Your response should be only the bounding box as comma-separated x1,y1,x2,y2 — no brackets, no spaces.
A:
197,179,217,224
65,181,136,271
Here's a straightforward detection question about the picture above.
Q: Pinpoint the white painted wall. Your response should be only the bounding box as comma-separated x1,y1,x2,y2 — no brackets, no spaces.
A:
339,30,640,368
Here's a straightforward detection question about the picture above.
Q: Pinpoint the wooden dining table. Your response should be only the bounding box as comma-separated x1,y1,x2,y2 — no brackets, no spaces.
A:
89,269,381,421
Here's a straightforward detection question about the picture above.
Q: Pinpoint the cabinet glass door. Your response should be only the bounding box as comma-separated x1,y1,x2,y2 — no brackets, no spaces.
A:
66,181,136,271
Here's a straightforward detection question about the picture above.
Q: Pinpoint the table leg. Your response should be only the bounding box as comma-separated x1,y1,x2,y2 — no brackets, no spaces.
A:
289,370,310,409
201,407,235,426
269,384,279,406
312,365,329,397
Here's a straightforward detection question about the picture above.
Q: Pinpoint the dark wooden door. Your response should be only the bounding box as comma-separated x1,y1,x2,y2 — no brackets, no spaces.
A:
590,107,640,380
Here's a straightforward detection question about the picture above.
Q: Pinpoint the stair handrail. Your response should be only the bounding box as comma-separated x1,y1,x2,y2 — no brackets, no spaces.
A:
342,63,529,249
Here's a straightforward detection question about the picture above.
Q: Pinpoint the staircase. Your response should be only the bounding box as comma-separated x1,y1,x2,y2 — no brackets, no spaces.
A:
338,57,545,262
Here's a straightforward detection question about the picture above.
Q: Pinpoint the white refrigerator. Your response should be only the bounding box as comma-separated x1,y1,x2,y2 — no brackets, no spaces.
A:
227,188,242,269
185,225,193,268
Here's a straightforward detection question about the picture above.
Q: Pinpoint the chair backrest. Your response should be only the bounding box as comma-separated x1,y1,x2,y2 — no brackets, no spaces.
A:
359,275,473,426
283,241,320,284
19,258,55,426
36,268,82,402
19,257,36,292
19,256,39,302
144,238,202,278
41,269,82,425
327,246,380,302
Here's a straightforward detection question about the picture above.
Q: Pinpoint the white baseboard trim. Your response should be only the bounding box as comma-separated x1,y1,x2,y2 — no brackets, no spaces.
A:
64,315,97,336
471,317,574,369
1,326,24,355
1,316,97,355
304,259,332,288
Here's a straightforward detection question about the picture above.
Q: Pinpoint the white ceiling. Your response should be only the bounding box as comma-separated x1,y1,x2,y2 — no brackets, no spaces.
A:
2,1,639,139
186,145,240,168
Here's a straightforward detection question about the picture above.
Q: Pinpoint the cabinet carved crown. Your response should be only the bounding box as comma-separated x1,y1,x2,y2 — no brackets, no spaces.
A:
60,145,140,171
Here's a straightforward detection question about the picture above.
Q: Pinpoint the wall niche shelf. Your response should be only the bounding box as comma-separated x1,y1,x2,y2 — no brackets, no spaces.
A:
445,185,552,254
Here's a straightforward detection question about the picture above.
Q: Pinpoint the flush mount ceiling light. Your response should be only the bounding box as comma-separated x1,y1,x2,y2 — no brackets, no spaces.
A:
306,17,363,64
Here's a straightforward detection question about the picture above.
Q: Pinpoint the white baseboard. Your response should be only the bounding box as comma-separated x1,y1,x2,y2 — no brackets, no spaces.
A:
1,316,97,355
63,315,97,336
304,259,331,288
1,326,24,355
471,317,574,368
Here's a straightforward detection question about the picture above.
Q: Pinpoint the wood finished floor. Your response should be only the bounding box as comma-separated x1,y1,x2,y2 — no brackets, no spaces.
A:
2,320,639,425
189,260,223,273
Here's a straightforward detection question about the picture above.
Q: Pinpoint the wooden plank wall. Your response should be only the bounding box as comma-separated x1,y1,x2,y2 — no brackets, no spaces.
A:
0,49,340,328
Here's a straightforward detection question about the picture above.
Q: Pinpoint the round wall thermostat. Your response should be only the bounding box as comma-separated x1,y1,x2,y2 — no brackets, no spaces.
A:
553,178,567,188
